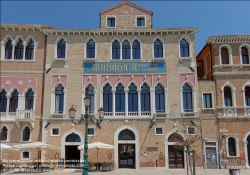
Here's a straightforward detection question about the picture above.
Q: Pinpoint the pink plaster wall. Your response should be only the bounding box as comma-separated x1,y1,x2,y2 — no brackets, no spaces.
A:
101,74,167,88
51,75,67,89
180,73,195,87
0,77,37,94
82,75,97,88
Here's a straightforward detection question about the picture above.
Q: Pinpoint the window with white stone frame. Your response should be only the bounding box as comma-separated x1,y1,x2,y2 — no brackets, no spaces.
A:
54,37,67,60
21,151,30,160
202,92,214,110
225,135,239,157
219,44,233,65
221,82,236,116
155,127,163,135
51,128,60,136
21,126,31,142
1,35,36,61
186,126,196,135
88,128,95,136
239,44,250,65
242,82,250,116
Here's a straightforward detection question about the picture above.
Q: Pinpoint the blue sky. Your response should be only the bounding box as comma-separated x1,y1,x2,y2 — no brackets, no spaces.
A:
1,1,249,54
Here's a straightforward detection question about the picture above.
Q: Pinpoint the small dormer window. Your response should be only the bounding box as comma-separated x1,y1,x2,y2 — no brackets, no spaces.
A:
107,17,115,27
137,17,145,27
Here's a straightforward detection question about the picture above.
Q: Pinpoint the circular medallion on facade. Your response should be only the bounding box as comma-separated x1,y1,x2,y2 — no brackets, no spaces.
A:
6,80,11,85
18,80,23,85
28,80,31,83
226,109,234,116
247,109,250,116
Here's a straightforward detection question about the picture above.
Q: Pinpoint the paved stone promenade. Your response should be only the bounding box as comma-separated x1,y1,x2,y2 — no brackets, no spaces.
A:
3,168,250,175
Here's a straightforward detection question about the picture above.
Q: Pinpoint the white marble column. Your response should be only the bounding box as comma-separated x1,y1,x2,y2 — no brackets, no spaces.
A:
22,41,26,60
11,41,15,60
125,88,129,116
112,89,116,116
150,88,155,117
164,88,168,113
137,89,141,117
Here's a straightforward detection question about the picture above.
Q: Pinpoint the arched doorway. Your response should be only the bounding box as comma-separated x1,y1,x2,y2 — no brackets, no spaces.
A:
65,133,81,168
165,126,186,169
118,129,135,168
168,133,185,169
61,129,84,168
114,125,139,169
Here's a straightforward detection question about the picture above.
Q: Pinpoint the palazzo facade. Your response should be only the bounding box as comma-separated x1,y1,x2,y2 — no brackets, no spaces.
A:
41,1,199,169
0,0,249,170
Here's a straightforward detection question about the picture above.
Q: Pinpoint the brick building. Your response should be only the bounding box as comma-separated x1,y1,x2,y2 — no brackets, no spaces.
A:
40,1,201,169
0,24,53,160
1,0,249,171
197,35,250,169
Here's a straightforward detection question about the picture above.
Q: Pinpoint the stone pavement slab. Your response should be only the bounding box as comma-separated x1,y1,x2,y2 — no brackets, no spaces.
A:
3,169,250,175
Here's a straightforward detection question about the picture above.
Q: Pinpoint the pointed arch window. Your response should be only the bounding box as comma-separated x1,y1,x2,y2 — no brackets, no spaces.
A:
132,40,140,59
228,137,236,156
0,126,8,141
221,47,229,64
55,85,64,113
183,83,193,112
242,47,249,64
128,84,138,112
103,84,112,112
25,89,34,110
86,84,95,113
57,39,66,58
25,39,34,60
224,86,232,106
155,84,165,113
22,126,30,141
245,86,250,106
122,40,130,59
14,39,24,60
180,39,189,57
87,39,95,58
112,40,120,60
0,89,7,112
154,39,163,58
9,90,19,112
141,83,150,112
115,83,125,112
5,39,13,59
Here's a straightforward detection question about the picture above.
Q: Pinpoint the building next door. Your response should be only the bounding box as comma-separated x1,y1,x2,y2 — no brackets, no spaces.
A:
168,145,184,169
118,144,135,168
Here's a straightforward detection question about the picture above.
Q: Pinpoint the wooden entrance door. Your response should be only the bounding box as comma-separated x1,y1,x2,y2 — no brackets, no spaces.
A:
118,144,135,168
168,145,184,169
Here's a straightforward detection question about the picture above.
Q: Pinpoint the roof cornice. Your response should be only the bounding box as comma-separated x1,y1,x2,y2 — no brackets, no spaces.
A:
0,23,54,32
42,28,198,36
207,35,250,44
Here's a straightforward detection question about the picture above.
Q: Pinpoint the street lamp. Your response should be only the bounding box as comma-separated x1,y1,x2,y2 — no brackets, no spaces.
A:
68,96,104,175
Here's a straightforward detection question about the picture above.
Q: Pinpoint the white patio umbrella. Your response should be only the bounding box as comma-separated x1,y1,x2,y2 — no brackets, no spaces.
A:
78,142,114,170
12,142,60,167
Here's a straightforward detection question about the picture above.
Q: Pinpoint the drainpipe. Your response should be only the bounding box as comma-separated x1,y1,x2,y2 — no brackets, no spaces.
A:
38,34,47,142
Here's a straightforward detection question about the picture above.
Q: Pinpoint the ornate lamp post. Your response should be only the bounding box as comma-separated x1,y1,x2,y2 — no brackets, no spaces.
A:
68,96,104,175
